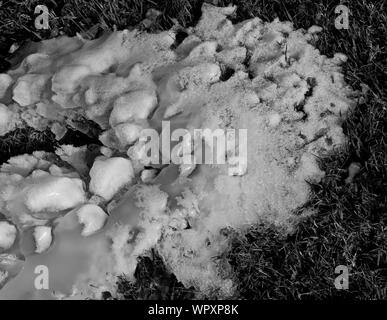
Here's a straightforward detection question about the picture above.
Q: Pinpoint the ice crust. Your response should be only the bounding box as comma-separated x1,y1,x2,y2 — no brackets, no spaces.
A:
0,4,356,298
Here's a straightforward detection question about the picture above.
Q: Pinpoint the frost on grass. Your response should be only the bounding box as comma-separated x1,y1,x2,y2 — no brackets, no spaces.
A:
0,4,356,299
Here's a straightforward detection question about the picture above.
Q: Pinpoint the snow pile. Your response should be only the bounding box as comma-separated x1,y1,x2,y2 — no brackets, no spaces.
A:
0,4,357,299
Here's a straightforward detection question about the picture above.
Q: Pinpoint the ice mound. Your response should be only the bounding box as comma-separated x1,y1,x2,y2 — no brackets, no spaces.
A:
0,4,357,299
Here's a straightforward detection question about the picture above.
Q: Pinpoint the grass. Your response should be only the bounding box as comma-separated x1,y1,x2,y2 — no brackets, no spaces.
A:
0,0,386,300
115,249,197,300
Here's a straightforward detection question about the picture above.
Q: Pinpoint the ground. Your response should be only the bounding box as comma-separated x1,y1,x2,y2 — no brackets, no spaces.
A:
0,0,386,300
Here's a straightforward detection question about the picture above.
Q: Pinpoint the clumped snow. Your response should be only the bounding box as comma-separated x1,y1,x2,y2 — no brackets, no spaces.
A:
0,4,357,299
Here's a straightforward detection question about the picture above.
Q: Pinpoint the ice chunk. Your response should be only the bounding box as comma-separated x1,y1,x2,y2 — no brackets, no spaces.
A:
25,175,86,212
76,204,108,237
0,74,13,99
30,169,50,179
0,222,17,250
113,121,148,147
333,53,348,64
33,226,52,253
89,157,134,201
50,123,67,140
12,74,50,106
195,3,236,41
109,90,158,126
0,104,11,135
141,169,158,183
178,63,221,86
100,146,113,158
308,26,323,34
52,65,92,96
48,165,80,178
216,47,247,69
55,145,89,175
187,41,218,59
1,154,39,176
98,130,120,150
21,53,51,73
82,71,154,106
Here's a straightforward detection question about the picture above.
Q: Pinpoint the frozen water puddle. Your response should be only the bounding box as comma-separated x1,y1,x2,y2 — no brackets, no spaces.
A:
0,4,357,299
